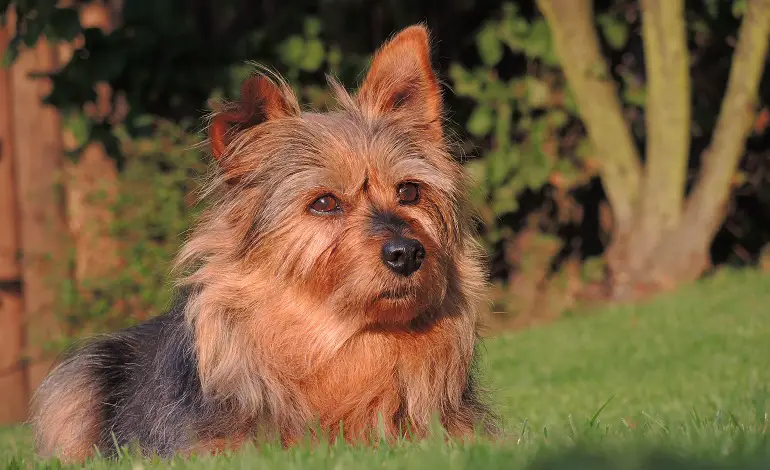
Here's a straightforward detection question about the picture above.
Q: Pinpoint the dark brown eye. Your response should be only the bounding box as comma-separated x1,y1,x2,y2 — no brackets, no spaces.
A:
310,194,340,214
397,182,419,204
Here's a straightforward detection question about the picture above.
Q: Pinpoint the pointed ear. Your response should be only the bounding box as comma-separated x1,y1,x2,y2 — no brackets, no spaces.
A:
358,25,443,140
209,74,295,160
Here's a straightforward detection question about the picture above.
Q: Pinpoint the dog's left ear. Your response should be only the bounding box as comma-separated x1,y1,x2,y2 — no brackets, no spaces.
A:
358,25,443,141
209,75,295,160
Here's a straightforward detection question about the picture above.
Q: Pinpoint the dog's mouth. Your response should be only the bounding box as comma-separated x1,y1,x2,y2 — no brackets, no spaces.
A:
376,289,412,301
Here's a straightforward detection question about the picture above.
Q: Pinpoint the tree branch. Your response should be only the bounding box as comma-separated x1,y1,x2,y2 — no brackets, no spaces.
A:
684,0,770,238
537,0,642,232
636,0,690,237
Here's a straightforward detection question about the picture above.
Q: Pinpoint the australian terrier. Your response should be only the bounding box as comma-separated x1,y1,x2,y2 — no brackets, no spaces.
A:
31,24,497,462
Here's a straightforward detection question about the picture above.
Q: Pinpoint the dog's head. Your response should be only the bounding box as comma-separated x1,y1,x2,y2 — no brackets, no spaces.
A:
195,25,479,326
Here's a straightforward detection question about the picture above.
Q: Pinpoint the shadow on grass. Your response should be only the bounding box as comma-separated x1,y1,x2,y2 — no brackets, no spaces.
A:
526,448,770,470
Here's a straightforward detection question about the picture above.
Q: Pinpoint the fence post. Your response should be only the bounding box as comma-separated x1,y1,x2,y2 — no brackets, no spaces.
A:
10,32,71,396
0,17,29,425
63,1,121,299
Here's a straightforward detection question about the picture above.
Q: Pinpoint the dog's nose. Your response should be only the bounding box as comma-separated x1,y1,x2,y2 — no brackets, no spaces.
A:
381,237,425,276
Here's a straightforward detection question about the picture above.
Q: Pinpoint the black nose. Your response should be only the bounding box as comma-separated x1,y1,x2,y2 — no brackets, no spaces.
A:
381,237,425,276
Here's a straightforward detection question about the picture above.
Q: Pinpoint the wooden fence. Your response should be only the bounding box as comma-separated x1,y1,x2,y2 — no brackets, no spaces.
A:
0,3,120,424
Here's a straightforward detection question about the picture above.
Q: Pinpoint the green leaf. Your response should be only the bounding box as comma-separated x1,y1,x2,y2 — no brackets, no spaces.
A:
563,86,579,114
491,183,519,214
547,109,569,129
521,148,551,190
519,115,532,131
488,149,510,186
464,159,488,188
62,112,91,148
300,38,325,72
465,160,489,209
494,102,513,150
581,256,607,283
476,24,503,67
468,104,494,137
49,8,81,42
1,35,20,67
553,158,583,188
499,3,528,52
529,116,549,149
703,0,719,18
621,71,647,107
624,86,646,108
304,17,322,37
576,138,593,160
598,14,629,50
500,2,519,22
732,0,748,17
692,19,711,36
523,20,551,60
23,19,45,47
327,45,342,71
278,35,306,68
490,147,521,186
449,64,483,98
525,77,550,108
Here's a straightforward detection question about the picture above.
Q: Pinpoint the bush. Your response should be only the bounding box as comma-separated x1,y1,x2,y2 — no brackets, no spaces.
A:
57,119,206,341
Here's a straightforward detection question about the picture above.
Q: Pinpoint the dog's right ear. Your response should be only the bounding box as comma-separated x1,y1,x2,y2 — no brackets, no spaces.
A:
358,25,443,142
209,75,296,160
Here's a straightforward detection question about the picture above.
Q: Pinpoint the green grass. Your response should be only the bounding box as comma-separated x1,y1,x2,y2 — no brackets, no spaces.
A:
3,268,770,469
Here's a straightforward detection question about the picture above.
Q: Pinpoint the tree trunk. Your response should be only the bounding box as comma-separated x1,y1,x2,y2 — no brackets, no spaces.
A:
628,0,690,265
537,0,642,240
538,0,770,300
0,17,29,424
634,0,770,290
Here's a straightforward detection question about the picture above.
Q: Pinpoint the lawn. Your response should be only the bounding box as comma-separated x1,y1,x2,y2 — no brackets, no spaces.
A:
2,268,769,469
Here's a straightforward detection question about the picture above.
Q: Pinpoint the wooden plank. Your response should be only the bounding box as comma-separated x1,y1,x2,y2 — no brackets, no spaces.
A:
64,1,120,289
11,35,71,393
65,141,120,287
0,17,29,424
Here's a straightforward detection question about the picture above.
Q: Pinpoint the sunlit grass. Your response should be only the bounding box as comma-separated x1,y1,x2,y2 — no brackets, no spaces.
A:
3,268,769,469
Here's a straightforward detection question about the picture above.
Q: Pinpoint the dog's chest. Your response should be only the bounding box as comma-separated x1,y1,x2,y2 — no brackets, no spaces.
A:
296,340,410,440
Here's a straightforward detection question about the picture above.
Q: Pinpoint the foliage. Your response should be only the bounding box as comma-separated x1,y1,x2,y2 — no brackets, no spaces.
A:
450,3,593,248
3,269,770,467
0,1,81,65
447,2,644,298
453,0,770,297
55,119,207,342
1,1,365,166
2,0,770,330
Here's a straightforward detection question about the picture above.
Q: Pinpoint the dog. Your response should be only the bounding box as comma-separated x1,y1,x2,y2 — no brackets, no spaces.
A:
31,24,496,462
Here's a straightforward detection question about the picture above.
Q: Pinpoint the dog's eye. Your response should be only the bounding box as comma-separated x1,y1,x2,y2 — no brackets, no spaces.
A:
310,195,340,214
397,182,419,205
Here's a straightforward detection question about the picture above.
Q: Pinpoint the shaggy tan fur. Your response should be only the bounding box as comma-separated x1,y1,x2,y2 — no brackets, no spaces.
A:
178,24,492,445
30,25,495,461
30,356,102,462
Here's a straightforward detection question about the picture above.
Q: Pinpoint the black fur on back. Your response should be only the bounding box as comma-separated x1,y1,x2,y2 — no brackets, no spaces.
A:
68,291,236,457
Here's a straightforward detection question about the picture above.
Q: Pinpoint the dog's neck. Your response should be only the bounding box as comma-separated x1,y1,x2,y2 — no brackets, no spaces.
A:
183,270,479,442
251,283,478,442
